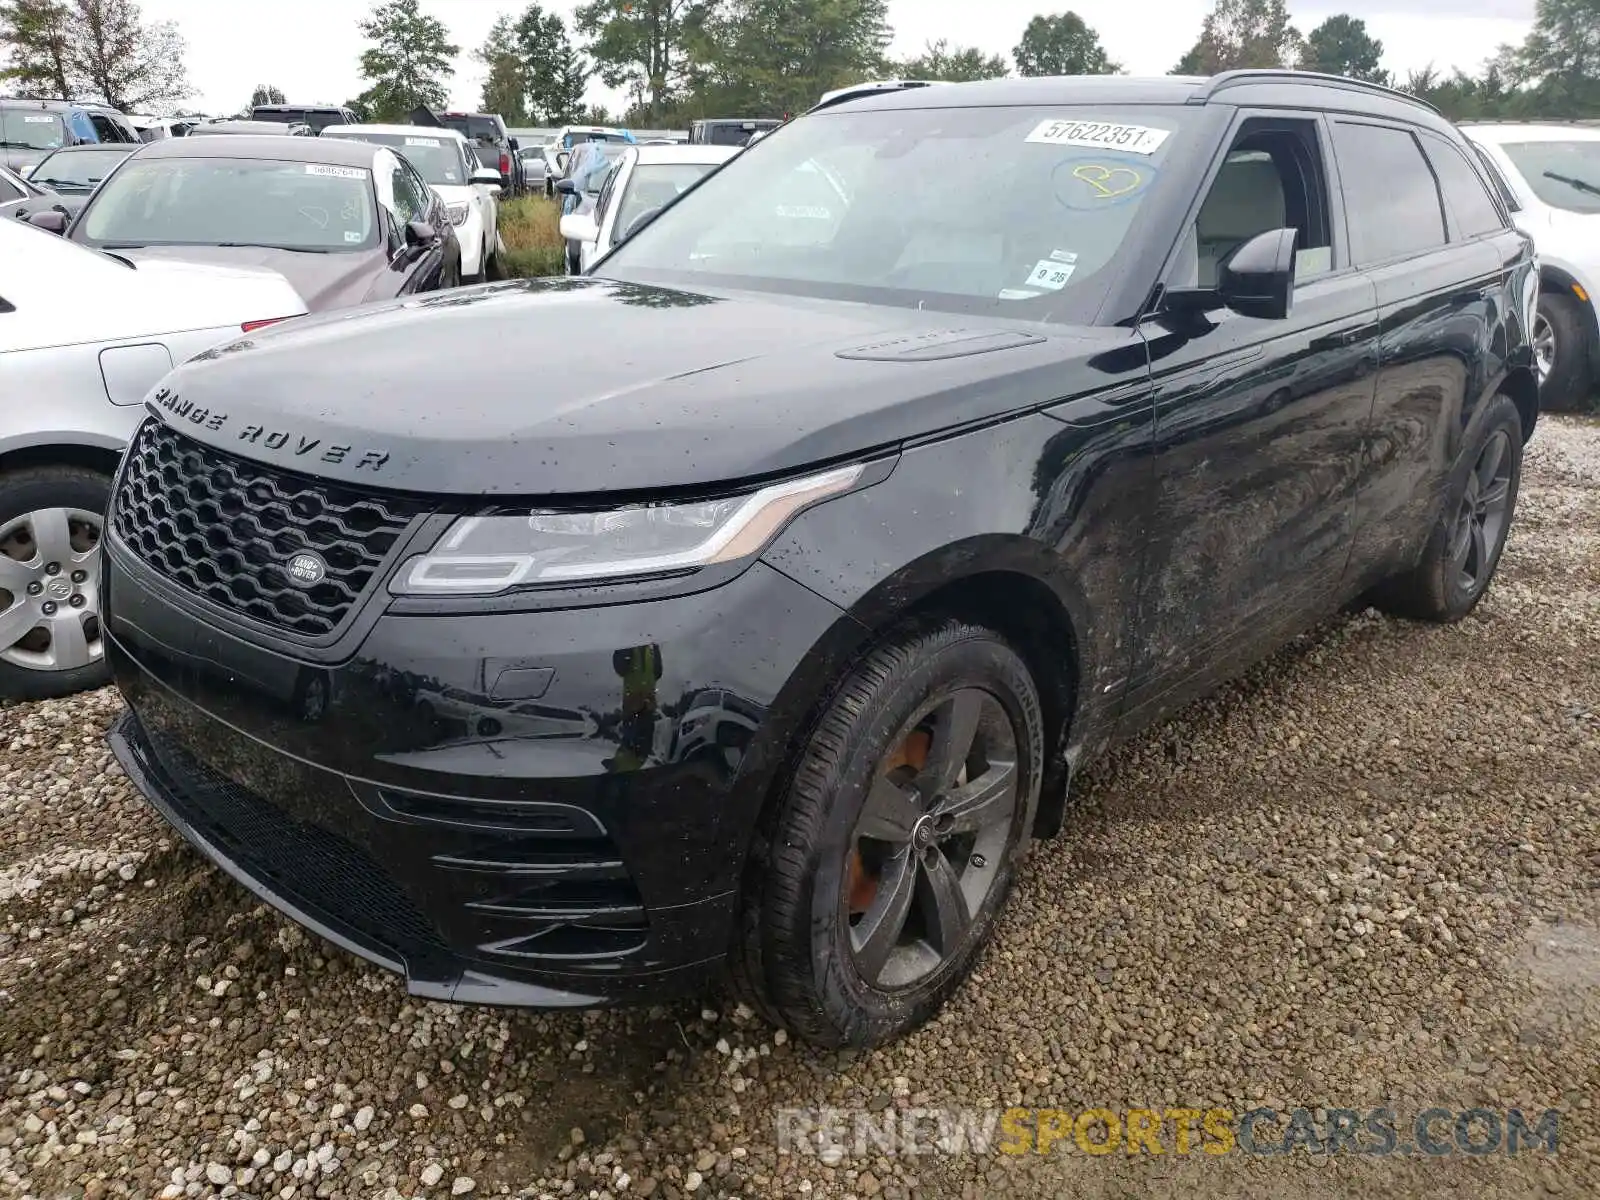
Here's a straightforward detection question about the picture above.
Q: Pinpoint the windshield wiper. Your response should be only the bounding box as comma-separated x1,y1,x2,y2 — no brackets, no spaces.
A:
215,242,331,253
1544,169,1600,197
100,241,147,249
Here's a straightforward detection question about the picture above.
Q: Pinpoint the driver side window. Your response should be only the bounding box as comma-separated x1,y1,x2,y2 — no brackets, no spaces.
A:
1170,119,1335,290
390,163,428,224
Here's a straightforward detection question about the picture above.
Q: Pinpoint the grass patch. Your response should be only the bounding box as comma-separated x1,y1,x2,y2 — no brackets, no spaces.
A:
497,195,567,279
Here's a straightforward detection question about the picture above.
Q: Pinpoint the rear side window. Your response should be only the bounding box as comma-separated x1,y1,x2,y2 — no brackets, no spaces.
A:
1422,134,1508,239
1469,143,1521,211
0,173,22,202
1331,122,1446,265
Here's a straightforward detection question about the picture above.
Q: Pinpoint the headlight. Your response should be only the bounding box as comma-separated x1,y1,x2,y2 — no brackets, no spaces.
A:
392,463,865,595
445,202,470,226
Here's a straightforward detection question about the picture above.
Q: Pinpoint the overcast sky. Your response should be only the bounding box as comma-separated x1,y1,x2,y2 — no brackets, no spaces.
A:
139,0,1538,117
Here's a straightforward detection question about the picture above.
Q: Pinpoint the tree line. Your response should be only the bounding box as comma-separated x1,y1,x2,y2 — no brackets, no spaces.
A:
4,0,1596,126
0,0,188,111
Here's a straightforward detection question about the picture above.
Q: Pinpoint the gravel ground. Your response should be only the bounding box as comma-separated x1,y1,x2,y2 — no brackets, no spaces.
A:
1,418,1597,1200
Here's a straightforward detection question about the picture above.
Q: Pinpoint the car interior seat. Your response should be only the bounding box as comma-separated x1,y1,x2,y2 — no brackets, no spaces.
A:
1195,153,1287,287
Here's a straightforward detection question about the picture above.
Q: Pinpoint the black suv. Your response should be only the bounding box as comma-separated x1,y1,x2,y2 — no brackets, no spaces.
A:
102,72,1537,1049
439,111,521,194
249,103,358,133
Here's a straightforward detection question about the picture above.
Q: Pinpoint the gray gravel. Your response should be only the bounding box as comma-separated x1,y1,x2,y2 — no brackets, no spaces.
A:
2,418,1597,1200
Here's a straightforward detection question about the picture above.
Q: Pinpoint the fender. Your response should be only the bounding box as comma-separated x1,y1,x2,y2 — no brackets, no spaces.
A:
1540,261,1600,380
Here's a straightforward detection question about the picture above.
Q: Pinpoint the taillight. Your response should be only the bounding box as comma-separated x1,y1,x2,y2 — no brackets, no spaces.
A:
499,151,511,178
241,317,292,333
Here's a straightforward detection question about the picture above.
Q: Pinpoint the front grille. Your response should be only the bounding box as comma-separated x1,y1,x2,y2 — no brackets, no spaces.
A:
129,716,451,962
111,419,427,639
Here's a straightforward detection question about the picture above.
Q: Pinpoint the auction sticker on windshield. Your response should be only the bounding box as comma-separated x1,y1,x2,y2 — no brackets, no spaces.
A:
406,137,440,147
1026,119,1171,156
306,164,366,179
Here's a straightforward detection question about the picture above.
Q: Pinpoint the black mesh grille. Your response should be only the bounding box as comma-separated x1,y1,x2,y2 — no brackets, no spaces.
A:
111,419,426,639
131,717,450,960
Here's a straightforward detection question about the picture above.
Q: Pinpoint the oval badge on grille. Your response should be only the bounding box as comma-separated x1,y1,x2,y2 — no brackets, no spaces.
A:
285,551,327,587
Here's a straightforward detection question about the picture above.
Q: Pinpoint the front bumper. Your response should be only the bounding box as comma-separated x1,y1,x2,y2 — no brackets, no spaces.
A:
105,541,853,1007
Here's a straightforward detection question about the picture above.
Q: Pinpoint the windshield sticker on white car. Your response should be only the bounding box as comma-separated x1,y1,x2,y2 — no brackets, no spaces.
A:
775,204,832,219
406,137,441,147
1024,259,1077,291
998,288,1043,301
305,164,366,179
1026,119,1170,156
23,114,55,123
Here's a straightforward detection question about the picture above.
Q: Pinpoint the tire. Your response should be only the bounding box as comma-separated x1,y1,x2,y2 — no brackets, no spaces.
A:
0,465,113,701
1535,292,1596,413
1368,393,1522,623
732,619,1044,1048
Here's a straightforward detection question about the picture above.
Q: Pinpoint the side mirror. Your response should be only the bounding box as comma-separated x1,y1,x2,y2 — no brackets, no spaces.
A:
471,166,503,188
1166,227,1296,322
508,136,520,151
554,178,579,197
1217,228,1296,320
27,208,68,235
559,213,598,243
405,220,436,247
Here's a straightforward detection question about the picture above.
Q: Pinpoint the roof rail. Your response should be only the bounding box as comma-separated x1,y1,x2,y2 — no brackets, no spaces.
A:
1202,69,1441,115
809,79,941,114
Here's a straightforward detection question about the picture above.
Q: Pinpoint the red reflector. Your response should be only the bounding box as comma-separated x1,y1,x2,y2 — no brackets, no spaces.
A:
241,317,290,333
499,152,511,176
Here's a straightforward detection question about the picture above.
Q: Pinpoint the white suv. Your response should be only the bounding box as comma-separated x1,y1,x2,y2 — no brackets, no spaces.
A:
1462,123,1600,409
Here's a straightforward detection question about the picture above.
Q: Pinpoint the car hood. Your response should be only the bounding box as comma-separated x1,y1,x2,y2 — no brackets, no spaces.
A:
144,276,1135,497
431,184,473,203
115,245,385,312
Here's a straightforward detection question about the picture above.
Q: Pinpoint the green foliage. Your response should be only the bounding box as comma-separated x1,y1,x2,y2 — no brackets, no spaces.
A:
475,14,527,122
1171,0,1301,74
0,0,73,97
356,0,458,123
687,0,891,118
896,38,1007,82
1302,14,1386,83
575,0,705,123
1012,12,1119,77
1,0,188,110
514,4,590,124
250,83,286,106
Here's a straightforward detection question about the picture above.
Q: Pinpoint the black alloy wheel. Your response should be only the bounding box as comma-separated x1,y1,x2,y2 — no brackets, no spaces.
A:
1448,427,1514,596
734,619,1044,1049
846,688,1019,989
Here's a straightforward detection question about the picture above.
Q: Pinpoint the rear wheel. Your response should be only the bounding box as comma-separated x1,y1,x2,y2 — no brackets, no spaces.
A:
1368,394,1522,623
0,466,112,701
733,619,1043,1048
1534,292,1596,412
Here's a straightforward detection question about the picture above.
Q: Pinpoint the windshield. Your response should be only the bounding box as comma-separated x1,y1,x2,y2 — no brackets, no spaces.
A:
1501,140,1600,214
616,162,722,238
602,104,1186,321
702,122,774,147
327,131,464,184
1,109,67,151
78,157,377,251
29,147,131,191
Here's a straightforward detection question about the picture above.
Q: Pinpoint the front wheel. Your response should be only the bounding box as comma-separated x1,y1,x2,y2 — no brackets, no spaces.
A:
1368,393,1523,623
0,466,113,701
733,619,1044,1048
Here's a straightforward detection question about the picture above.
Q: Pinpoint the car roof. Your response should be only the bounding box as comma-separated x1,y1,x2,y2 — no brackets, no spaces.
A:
1462,123,1600,144
36,143,135,154
253,103,346,113
133,135,382,166
325,123,469,143
0,98,83,112
632,144,741,165
820,71,1447,129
